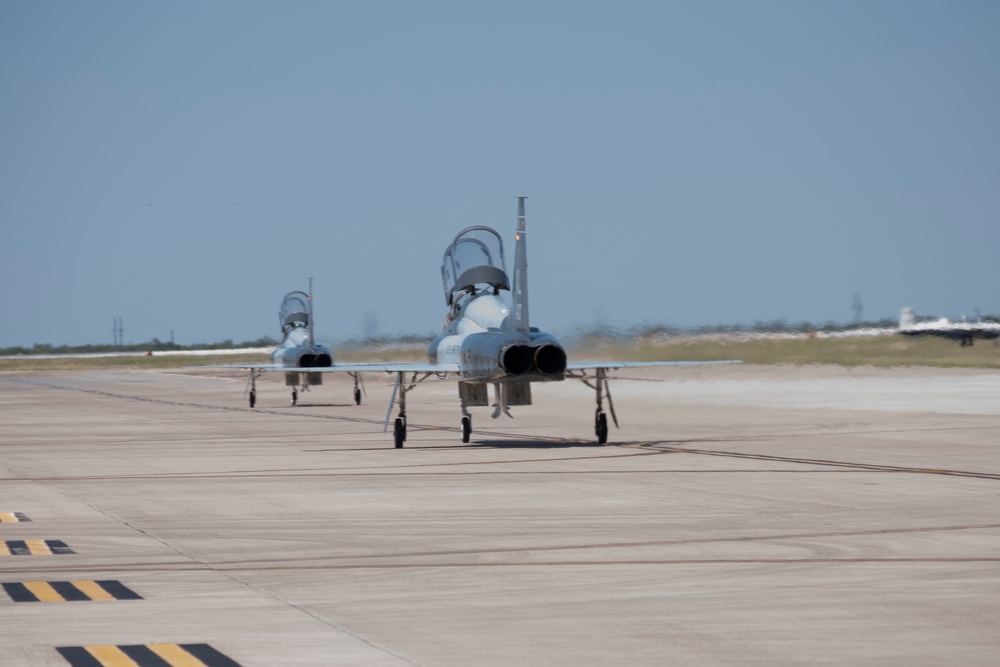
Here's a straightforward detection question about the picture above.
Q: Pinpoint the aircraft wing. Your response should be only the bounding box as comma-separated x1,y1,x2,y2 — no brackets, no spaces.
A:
192,360,735,374
190,362,462,374
566,359,741,371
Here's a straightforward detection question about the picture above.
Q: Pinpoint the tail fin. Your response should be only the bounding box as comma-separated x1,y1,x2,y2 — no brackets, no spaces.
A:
509,196,530,341
900,307,915,330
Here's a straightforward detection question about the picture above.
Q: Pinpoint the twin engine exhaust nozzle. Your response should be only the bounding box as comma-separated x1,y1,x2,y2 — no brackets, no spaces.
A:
500,343,567,377
298,353,332,368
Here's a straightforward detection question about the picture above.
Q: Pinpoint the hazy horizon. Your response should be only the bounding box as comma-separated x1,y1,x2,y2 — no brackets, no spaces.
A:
3,2,998,348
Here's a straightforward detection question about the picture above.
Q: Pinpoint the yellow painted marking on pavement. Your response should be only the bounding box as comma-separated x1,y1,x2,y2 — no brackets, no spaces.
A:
83,645,140,666
24,539,52,555
148,643,209,666
71,580,115,601
0,543,10,556
0,512,17,522
22,581,62,602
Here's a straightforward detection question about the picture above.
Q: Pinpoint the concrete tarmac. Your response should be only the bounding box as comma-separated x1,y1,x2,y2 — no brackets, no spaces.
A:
1,365,998,666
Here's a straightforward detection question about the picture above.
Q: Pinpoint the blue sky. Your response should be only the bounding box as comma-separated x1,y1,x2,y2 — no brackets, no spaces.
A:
2,1,998,347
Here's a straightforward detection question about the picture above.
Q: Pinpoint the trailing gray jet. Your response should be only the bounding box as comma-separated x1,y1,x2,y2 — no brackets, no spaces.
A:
898,307,1000,347
206,198,739,447
222,285,364,408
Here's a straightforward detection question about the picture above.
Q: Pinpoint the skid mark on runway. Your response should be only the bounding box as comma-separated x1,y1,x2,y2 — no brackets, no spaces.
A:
10,377,1000,481
630,443,1000,480
3,524,997,577
10,377,584,448
222,557,1000,571
203,522,1000,567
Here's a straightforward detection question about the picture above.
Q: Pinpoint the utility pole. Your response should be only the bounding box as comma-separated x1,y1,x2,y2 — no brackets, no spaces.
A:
113,317,124,347
852,293,863,324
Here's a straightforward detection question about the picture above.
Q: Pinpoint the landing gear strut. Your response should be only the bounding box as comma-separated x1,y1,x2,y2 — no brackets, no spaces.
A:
246,369,263,408
460,395,472,443
384,371,433,448
386,372,410,448
350,373,364,406
581,368,618,444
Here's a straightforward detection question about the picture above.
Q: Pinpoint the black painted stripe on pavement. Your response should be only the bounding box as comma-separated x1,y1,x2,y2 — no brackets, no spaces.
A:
1,582,37,602
4,540,28,555
179,644,243,667
118,645,173,666
96,579,143,600
55,647,103,667
48,539,76,554
49,581,90,602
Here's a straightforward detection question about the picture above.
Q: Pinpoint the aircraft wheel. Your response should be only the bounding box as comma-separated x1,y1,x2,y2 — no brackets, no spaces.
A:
595,412,608,444
394,417,405,448
249,390,256,408
291,390,297,406
354,388,362,405
461,416,471,443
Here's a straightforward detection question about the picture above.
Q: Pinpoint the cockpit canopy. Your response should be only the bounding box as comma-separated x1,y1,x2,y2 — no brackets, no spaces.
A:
441,226,510,306
279,291,311,333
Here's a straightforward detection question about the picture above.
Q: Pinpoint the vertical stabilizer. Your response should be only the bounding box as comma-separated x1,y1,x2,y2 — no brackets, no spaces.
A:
510,197,530,341
308,277,315,352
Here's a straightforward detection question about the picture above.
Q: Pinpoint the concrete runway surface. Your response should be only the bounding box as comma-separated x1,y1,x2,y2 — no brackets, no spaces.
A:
1,365,998,666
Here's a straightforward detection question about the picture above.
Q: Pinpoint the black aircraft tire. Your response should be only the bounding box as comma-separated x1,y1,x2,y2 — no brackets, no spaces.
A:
596,412,608,444
461,416,471,443
291,390,297,406
394,418,405,449
249,391,256,409
355,388,362,405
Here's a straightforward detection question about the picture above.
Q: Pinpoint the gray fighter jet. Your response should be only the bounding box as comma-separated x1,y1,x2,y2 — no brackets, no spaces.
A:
207,198,739,447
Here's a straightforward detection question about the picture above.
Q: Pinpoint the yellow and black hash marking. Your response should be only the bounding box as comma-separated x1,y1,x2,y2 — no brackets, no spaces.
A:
0,539,74,556
57,643,241,667
0,512,31,522
3,580,142,603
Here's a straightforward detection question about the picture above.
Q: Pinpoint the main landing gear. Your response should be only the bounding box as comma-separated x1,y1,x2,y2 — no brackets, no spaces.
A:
246,369,264,408
595,411,608,444
350,372,364,406
385,372,432,448
575,368,618,444
458,391,473,443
